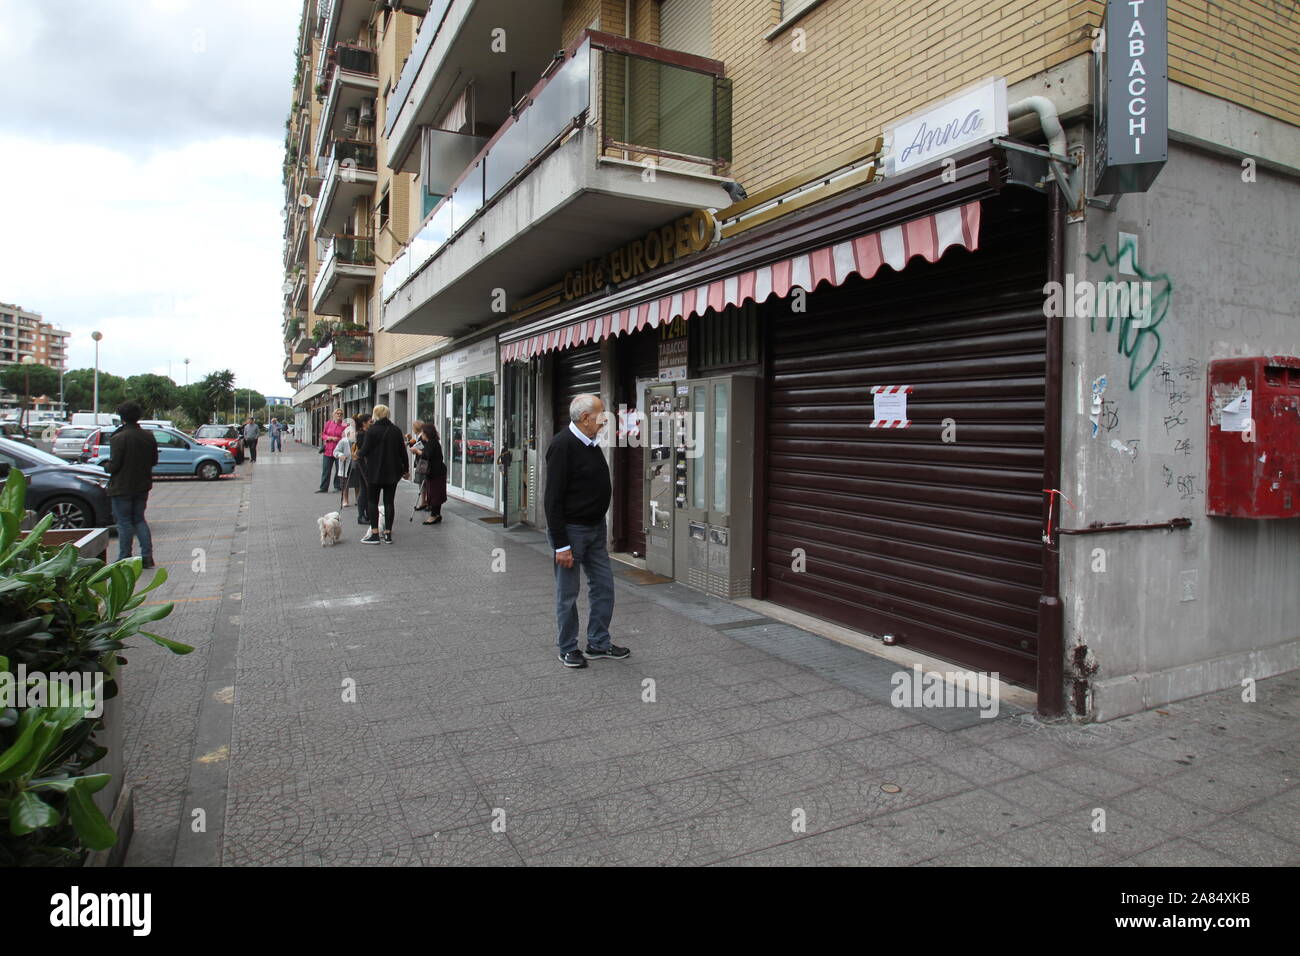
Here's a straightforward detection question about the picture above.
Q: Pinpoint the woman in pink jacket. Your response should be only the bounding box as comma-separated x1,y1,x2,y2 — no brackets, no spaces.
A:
317,408,347,493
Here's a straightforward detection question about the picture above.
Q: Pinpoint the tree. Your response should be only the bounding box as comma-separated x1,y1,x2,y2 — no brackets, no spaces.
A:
201,371,235,423
233,389,266,421
0,364,60,406
57,368,126,414
176,383,209,427
124,374,179,419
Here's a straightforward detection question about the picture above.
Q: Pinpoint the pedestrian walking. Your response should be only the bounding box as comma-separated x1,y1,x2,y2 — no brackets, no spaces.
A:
317,408,346,493
103,401,159,569
346,413,373,524
418,421,447,525
334,419,355,507
356,404,408,544
242,417,260,462
269,417,283,453
544,394,629,668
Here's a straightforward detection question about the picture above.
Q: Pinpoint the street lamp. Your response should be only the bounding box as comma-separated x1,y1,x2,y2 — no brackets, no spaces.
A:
184,357,190,386
91,331,103,421
59,367,70,419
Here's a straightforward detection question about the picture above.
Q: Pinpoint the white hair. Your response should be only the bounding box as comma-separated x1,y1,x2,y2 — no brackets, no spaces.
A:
569,394,601,423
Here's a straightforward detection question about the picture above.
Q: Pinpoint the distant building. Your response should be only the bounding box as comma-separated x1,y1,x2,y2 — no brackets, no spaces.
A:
0,301,69,414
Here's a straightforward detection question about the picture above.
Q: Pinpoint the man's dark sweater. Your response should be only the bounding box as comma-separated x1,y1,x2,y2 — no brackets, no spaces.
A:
544,425,611,549
104,423,159,496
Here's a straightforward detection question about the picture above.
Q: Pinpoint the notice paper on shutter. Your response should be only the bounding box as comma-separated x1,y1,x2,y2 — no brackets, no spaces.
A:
1220,390,1252,432
871,385,911,428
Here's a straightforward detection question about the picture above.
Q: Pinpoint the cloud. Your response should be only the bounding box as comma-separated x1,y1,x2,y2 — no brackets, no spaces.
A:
0,0,305,398
0,0,300,152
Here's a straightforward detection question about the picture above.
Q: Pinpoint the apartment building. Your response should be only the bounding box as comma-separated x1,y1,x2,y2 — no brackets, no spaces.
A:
0,302,70,412
283,0,1300,720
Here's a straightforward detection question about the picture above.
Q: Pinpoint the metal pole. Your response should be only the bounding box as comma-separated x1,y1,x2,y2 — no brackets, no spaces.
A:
92,331,102,421
1037,183,1066,718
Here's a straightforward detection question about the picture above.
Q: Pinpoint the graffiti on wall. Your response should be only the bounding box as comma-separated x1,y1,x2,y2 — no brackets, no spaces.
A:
1085,240,1175,390
1152,360,1203,502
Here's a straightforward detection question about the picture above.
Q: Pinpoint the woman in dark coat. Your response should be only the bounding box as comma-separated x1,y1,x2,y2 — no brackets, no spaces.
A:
419,421,448,525
357,404,409,544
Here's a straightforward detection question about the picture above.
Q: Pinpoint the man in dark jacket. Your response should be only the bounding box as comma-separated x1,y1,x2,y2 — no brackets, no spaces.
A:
544,394,629,669
103,402,159,567
356,403,408,544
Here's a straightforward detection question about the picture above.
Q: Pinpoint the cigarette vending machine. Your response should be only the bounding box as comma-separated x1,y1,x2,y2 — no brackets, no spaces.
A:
642,374,757,597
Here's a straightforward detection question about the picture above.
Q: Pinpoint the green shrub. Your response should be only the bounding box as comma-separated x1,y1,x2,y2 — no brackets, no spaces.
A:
0,468,192,865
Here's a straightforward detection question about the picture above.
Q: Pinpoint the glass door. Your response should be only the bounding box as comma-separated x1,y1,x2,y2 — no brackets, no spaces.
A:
445,382,463,490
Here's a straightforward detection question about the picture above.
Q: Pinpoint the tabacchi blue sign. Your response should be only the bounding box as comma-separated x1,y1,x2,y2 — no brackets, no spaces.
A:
1094,0,1168,194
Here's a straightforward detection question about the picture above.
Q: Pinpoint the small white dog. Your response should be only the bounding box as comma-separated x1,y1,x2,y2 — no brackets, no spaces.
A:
318,511,342,546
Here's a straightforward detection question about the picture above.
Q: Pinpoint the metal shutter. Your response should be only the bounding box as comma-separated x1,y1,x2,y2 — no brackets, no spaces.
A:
553,343,603,434
658,0,712,57
763,193,1048,686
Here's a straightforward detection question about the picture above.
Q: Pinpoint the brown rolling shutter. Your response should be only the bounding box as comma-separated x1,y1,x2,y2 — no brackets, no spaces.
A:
763,192,1047,686
553,343,603,434
614,330,660,555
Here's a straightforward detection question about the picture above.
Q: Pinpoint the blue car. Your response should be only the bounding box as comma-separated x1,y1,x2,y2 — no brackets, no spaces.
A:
81,425,235,481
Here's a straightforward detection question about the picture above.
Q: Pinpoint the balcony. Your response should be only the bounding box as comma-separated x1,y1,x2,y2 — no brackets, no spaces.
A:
312,234,376,315
306,333,374,386
314,43,378,161
387,0,565,174
314,139,379,238
382,31,732,339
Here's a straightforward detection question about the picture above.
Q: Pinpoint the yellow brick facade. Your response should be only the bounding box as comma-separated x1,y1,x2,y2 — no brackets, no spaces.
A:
550,0,1300,196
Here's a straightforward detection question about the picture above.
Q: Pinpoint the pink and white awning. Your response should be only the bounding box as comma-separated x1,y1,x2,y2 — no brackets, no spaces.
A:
500,200,981,363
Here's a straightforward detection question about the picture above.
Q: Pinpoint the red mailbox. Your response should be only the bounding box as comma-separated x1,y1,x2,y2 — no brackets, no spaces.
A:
1206,356,1300,518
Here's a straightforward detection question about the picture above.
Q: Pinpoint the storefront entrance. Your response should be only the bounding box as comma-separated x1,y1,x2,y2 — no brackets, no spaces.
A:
442,372,497,508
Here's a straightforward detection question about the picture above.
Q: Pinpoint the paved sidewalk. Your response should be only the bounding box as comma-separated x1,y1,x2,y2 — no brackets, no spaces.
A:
123,445,1300,866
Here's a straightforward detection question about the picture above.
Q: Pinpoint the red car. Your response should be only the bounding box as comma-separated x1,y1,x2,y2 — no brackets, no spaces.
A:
193,424,245,464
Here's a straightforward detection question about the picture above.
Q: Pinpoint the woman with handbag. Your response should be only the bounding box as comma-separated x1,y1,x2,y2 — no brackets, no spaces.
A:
419,421,448,525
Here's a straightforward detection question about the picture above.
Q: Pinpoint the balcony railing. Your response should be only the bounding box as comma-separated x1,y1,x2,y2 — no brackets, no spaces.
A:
381,31,731,304
328,234,374,266
386,0,452,138
332,332,373,363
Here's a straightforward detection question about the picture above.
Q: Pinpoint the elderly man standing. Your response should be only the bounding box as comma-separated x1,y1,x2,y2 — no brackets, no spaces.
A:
242,417,260,463
545,393,630,669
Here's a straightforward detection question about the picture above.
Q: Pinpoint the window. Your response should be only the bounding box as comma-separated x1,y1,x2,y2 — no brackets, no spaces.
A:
779,0,825,23
376,192,390,232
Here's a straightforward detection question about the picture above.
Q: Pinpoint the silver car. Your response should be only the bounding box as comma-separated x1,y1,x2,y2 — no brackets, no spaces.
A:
52,426,96,461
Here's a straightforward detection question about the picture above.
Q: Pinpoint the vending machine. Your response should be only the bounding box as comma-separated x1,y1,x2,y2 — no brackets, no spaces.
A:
642,374,757,597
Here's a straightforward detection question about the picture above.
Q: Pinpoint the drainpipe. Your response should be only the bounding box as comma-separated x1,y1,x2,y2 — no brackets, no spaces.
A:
1037,181,1067,718
1009,96,1077,209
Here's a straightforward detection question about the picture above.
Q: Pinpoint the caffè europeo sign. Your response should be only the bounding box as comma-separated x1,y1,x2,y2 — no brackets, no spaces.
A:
562,209,719,301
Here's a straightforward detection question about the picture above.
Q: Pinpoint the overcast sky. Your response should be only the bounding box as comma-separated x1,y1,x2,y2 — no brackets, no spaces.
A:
0,0,301,399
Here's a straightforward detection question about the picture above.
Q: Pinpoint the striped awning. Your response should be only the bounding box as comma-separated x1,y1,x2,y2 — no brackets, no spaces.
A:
500,200,981,363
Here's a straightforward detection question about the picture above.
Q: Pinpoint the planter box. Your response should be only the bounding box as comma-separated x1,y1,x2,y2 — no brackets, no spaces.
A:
19,527,110,562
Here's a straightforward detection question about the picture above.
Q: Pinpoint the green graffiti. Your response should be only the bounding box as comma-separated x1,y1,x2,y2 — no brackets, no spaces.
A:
1085,239,1174,390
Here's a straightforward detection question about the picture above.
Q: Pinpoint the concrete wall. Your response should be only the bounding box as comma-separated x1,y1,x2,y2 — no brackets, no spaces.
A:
1061,140,1300,720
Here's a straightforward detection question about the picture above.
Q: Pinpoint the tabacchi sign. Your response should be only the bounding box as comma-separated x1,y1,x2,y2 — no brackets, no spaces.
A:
1094,0,1168,194
884,77,1008,176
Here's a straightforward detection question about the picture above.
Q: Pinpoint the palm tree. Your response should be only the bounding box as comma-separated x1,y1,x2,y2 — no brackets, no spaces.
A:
200,371,235,424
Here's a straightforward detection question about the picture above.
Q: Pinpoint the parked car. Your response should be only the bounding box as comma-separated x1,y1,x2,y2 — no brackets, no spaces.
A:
52,425,96,461
193,424,245,464
0,437,113,529
80,425,236,481
0,422,35,447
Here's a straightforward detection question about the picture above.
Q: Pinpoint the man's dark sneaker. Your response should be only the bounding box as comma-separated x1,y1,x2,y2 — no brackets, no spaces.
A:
361,531,381,545
558,650,588,668
141,558,156,569
315,489,329,493
584,644,631,660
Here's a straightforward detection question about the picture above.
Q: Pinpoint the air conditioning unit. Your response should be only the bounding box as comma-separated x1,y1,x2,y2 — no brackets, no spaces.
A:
359,100,374,124
343,108,359,133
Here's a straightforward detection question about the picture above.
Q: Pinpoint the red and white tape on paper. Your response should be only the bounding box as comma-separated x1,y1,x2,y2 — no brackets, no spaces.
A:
870,384,912,429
